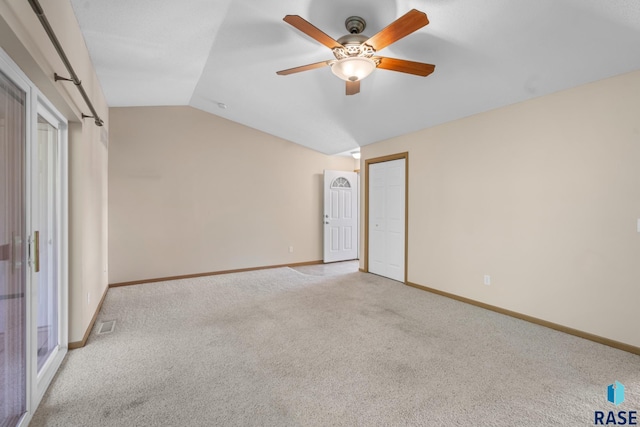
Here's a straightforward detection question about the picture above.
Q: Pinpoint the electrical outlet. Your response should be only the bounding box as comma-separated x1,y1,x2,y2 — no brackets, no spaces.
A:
289,246,294,253
483,275,491,286
87,292,91,305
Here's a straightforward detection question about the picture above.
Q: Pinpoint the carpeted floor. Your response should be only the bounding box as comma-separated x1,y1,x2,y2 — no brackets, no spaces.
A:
31,262,639,426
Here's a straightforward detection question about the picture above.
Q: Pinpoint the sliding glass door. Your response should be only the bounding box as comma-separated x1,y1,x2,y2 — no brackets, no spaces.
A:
36,114,59,372
32,105,66,403
0,67,28,427
1,48,68,427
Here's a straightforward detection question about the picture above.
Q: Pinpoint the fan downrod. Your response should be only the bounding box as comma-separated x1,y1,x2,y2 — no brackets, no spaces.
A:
344,16,366,34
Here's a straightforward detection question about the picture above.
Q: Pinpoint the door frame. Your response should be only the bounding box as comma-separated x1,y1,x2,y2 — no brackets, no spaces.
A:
364,152,409,283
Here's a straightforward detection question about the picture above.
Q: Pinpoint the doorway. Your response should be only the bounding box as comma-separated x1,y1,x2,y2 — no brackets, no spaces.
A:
364,153,408,282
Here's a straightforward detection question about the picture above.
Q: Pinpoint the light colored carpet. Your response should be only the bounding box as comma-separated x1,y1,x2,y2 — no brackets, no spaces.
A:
31,263,639,426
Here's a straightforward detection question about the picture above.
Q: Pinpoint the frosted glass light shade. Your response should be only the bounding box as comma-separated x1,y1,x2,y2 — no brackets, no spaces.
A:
331,57,376,82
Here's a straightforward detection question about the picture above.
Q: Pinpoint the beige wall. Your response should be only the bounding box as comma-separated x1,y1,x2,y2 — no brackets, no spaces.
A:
108,106,355,284
1,0,109,343
361,70,640,348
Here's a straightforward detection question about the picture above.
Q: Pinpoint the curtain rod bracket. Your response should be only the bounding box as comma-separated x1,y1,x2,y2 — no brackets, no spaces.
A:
54,73,81,86
54,73,73,82
81,113,104,127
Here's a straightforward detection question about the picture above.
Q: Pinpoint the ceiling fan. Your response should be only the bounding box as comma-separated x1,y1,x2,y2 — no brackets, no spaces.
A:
276,9,435,95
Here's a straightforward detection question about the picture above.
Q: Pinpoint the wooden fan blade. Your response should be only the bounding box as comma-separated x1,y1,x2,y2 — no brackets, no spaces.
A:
346,80,360,95
276,60,332,76
364,9,429,52
376,57,435,77
284,15,344,50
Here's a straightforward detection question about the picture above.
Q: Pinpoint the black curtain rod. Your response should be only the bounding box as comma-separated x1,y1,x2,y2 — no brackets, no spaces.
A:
28,0,104,126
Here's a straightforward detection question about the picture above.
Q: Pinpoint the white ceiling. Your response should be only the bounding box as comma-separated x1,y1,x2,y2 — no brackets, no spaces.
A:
70,0,640,155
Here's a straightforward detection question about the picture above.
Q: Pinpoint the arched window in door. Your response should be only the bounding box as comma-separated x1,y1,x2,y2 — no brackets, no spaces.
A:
331,177,351,188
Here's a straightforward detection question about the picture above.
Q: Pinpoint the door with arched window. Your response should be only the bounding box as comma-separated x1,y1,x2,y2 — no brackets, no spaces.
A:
323,170,358,263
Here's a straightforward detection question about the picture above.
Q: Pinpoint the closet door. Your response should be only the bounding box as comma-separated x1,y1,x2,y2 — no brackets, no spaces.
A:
368,158,406,282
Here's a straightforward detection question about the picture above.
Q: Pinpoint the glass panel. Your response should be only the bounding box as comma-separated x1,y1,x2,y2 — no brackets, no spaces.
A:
331,177,351,188
36,115,58,373
0,70,27,426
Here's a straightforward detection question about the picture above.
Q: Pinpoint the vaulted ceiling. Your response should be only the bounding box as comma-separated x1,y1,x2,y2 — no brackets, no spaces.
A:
70,0,640,154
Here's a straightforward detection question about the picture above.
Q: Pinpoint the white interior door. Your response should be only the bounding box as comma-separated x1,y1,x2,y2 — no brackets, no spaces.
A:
368,159,405,282
323,170,358,263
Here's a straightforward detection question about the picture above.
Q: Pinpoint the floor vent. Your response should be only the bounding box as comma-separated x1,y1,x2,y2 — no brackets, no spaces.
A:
97,320,116,335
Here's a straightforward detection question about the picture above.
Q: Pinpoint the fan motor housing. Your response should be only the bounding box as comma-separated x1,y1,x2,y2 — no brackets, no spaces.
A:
336,34,369,46
345,16,366,34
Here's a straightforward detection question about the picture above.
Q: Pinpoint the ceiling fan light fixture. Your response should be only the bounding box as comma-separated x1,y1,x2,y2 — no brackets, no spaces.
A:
331,57,376,82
